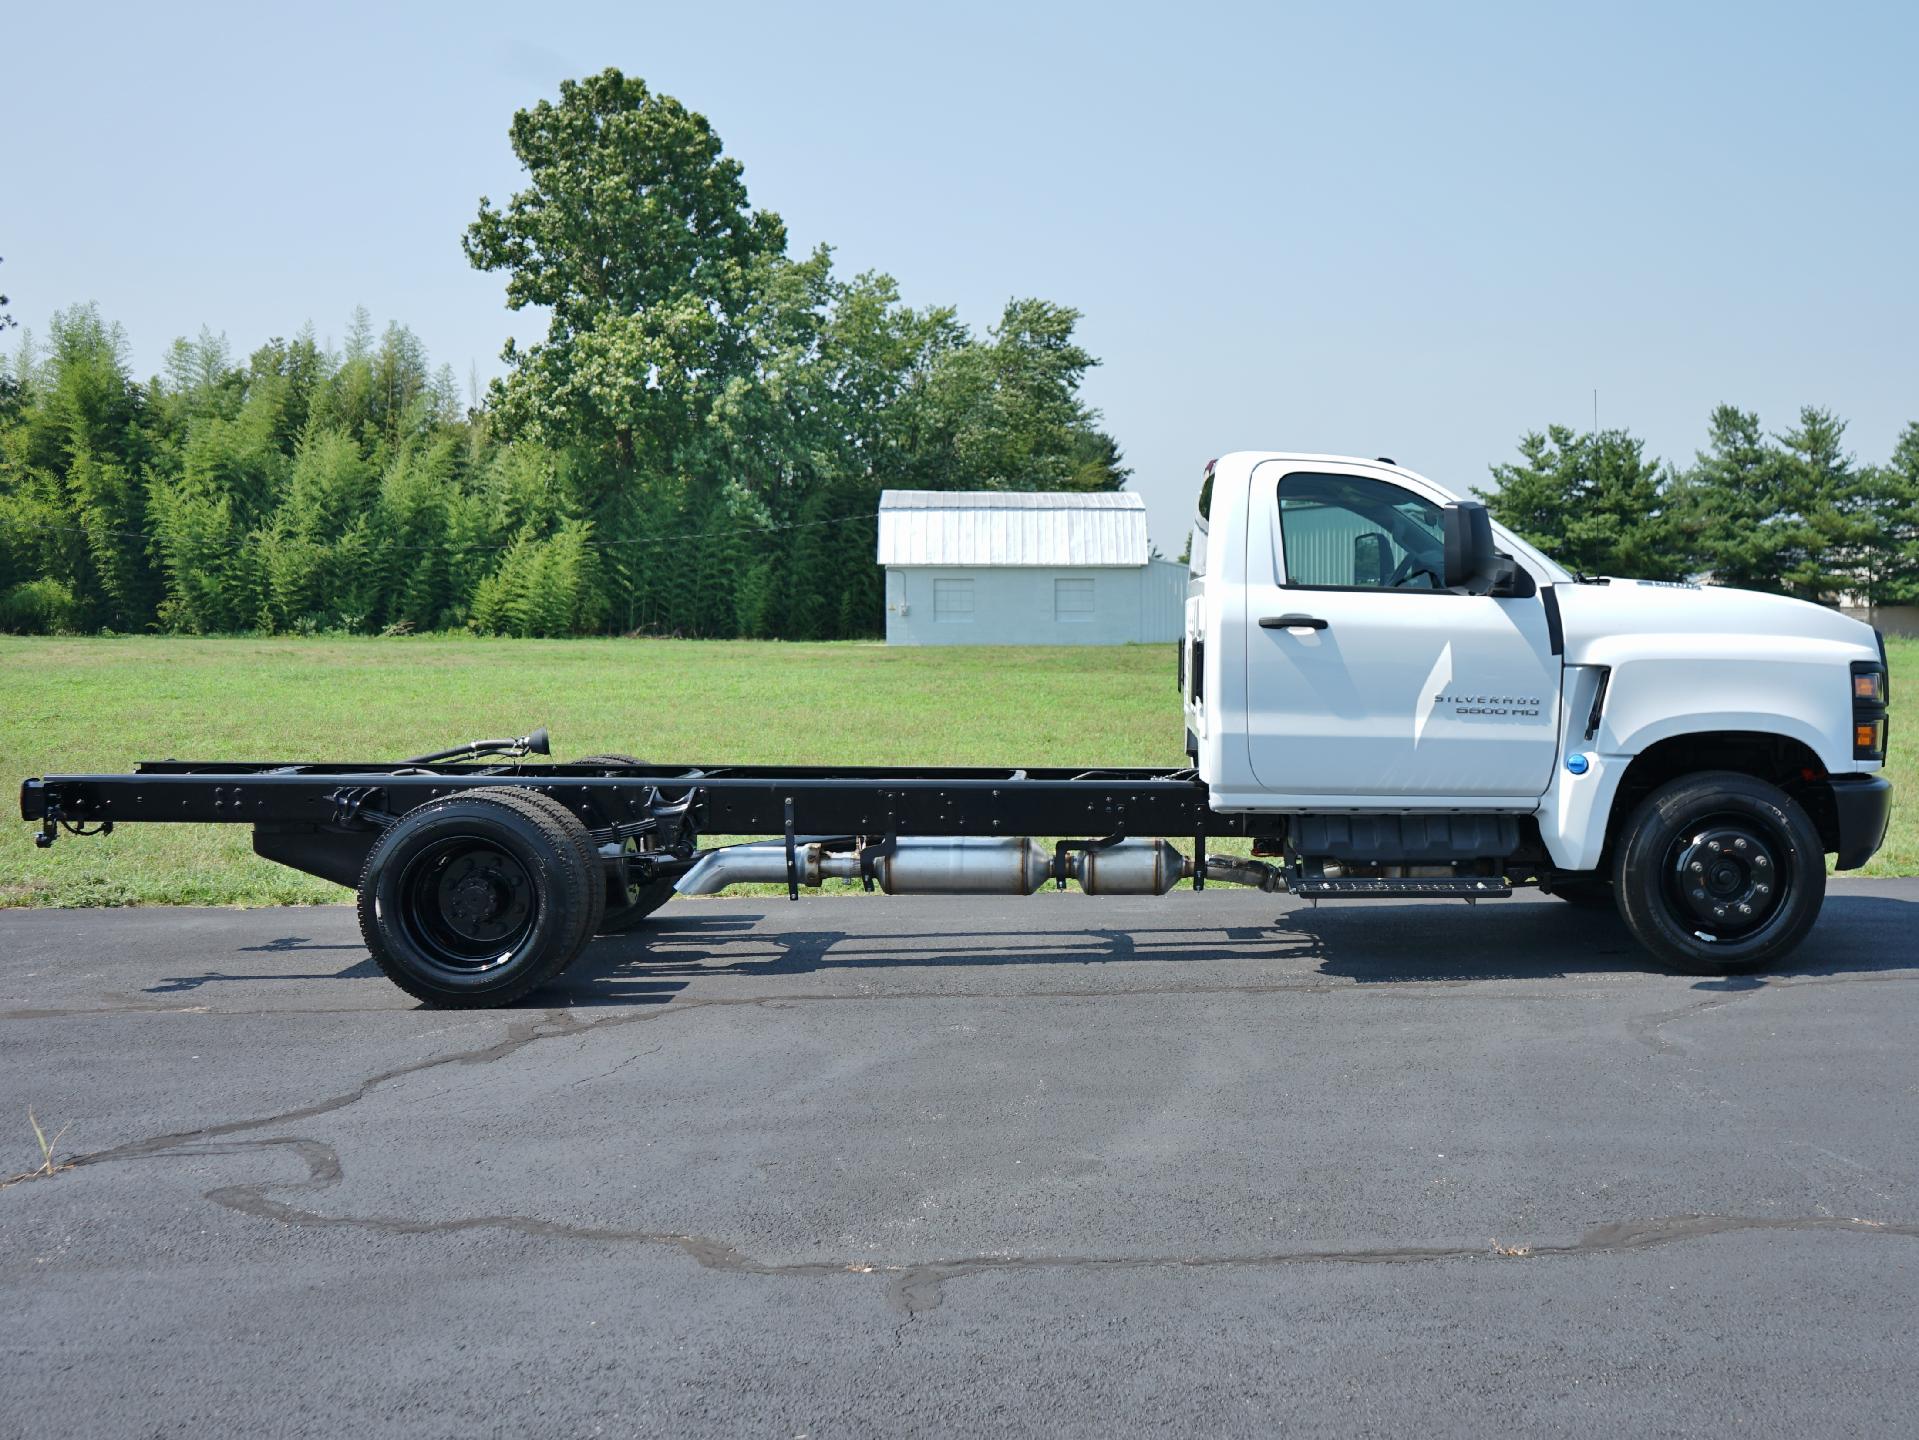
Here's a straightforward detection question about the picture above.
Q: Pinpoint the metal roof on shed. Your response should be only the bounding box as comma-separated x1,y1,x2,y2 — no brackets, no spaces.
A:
876,490,1149,567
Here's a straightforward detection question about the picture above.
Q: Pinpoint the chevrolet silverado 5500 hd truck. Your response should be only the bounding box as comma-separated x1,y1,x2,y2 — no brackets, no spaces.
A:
20,452,1893,1006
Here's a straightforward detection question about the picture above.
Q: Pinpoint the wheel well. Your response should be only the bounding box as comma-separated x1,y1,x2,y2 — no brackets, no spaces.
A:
1606,731,1837,857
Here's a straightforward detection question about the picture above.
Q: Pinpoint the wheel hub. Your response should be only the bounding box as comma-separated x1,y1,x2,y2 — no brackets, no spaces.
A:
446,873,503,927
430,850,531,946
1670,824,1779,935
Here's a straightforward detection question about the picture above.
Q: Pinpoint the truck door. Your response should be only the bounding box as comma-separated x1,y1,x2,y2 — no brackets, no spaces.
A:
1243,466,1561,800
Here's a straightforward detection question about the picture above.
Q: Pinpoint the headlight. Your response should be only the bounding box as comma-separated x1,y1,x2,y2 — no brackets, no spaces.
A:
1851,658,1889,762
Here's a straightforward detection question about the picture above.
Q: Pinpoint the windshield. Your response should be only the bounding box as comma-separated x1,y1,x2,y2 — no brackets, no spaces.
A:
1491,524,1572,584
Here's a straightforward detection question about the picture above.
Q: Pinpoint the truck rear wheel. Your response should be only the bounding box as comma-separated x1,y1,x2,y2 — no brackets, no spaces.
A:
1612,771,1825,975
572,754,677,934
356,789,599,1007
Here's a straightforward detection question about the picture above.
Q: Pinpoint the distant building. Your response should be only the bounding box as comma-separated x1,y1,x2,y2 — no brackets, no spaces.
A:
877,490,1187,645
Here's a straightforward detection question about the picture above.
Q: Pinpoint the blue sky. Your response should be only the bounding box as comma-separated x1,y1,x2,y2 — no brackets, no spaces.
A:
10,0,1916,553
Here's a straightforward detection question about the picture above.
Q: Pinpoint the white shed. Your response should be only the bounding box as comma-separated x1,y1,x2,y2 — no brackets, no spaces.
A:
876,490,1187,645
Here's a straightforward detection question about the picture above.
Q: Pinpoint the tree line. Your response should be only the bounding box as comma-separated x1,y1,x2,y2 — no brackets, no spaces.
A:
5,67,1917,637
1481,409,1919,605
0,70,1126,638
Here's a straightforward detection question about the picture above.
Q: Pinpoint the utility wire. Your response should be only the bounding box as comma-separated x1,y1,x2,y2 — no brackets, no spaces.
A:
7,508,879,558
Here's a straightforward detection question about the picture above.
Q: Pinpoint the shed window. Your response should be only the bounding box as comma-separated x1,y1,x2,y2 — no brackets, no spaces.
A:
933,578,975,622
1054,577,1095,621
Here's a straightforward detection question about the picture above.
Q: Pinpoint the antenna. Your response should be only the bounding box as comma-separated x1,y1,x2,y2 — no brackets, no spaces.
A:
1593,388,1599,434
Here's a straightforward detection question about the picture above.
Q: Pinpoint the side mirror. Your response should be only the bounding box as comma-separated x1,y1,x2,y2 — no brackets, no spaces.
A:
1441,501,1495,590
1442,501,1533,596
1352,531,1390,588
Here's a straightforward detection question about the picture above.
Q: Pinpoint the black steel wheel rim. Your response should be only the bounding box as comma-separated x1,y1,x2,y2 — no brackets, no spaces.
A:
1662,810,1791,944
396,837,537,973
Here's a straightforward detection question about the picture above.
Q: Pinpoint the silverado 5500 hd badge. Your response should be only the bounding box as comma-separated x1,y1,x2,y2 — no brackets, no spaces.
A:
1432,694,1544,718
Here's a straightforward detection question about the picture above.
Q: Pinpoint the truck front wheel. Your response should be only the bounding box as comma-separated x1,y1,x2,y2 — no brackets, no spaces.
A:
1612,771,1825,975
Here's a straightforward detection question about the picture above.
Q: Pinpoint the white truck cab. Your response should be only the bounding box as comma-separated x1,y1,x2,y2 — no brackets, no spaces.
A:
1185,452,1893,972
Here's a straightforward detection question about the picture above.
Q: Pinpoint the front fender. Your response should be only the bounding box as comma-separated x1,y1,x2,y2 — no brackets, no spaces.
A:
1582,641,1857,773
1534,643,1860,871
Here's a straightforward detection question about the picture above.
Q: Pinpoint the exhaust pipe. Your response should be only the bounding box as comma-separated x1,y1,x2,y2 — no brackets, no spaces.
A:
677,837,1288,897
677,837,1054,896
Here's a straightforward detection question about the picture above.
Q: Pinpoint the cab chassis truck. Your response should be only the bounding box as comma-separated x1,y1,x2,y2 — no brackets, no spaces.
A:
20,453,1894,1008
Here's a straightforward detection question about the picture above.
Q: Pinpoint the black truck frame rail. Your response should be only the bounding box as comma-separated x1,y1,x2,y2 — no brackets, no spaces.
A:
12,753,1565,1006
21,758,1260,889
22,759,1246,834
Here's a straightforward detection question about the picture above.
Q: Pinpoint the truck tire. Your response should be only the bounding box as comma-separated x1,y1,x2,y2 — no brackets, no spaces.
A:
1611,771,1825,975
502,787,608,942
572,754,677,934
356,789,599,1007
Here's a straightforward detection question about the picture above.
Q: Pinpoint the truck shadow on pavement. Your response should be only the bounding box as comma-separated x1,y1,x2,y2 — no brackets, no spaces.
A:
1296,893,1918,986
558,892,1919,1000
141,894,1916,1004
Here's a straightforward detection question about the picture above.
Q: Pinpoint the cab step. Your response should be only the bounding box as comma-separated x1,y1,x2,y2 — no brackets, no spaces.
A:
1291,876,1512,900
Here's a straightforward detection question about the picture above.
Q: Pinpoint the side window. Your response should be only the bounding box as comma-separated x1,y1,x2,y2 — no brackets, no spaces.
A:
1054,576,1094,621
1189,462,1215,579
933,578,975,622
1277,472,1446,590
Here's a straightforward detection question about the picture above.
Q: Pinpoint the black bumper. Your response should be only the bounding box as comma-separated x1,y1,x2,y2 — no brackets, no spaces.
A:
1829,774,1893,870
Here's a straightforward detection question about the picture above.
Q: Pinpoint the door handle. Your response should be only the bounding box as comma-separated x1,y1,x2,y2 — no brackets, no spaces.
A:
1260,614,1328,631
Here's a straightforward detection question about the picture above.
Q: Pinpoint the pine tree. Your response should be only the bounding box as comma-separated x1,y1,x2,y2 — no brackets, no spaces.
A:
1480,425,1684,579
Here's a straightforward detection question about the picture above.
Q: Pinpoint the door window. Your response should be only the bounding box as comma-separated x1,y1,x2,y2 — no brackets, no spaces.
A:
1278,473,1446,590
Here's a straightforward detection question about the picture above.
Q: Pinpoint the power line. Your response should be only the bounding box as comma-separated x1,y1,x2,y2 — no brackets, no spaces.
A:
7,507,879,558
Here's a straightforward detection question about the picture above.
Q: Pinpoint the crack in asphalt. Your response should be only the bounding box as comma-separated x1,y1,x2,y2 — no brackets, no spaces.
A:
71,1132,1919,1317
1627,987,1774,1055
26,961,1916,1175
1625,967,1919,1054
11,936,1915,1316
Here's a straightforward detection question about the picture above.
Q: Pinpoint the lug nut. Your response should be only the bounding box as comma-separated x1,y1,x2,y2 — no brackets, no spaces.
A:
1692,887,1706,899
1734,838,1748,850
1756,883,1770,895
1737,903,1752,915
1690,861,1704,874
1754,856,1769,868
1714,905,1727,917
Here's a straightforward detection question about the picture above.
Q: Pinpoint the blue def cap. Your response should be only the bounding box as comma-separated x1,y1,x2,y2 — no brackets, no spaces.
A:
1565,753,1590,775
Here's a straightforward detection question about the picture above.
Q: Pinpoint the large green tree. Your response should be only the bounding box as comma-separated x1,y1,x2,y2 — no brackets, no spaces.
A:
1843,422,1919,606
1480,425,1684,580
1676,404,1862,602
464,67,786,479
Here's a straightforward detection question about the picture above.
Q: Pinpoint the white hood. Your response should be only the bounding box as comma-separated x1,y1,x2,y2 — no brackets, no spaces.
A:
1555,579,1879,664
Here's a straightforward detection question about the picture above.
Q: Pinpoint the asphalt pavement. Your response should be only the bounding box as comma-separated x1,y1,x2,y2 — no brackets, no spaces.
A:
2,882,1917,1438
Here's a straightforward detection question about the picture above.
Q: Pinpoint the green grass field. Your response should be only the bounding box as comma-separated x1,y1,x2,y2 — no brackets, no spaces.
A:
2,634,1911,906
